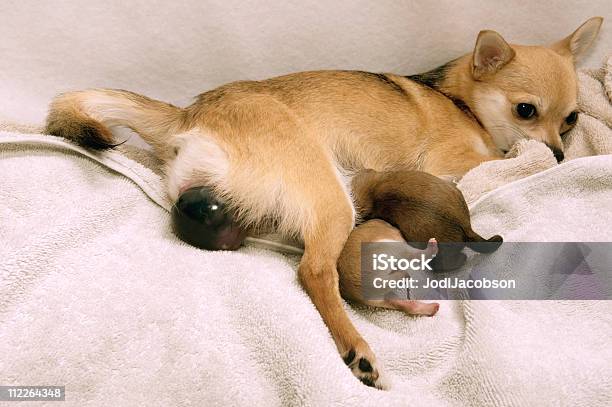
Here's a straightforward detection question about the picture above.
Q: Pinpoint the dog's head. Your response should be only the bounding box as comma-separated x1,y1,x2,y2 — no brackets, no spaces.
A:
467,17,602,161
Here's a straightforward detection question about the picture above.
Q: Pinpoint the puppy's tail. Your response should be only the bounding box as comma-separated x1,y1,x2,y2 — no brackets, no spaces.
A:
465,230,503,253
45,89,185,155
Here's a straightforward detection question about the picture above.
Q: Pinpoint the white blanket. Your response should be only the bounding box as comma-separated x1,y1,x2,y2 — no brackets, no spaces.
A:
1,131,611,407
2,57,612,406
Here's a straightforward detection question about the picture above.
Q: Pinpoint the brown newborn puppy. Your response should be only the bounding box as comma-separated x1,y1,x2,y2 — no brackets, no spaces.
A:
351,170,502,270
338,219,440,316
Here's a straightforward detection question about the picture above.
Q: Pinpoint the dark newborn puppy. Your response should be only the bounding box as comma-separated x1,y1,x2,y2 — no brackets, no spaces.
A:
172,187,246,250
351,170,502,270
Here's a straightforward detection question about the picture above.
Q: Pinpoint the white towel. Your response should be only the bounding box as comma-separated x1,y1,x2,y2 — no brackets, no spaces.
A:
1,57,611,406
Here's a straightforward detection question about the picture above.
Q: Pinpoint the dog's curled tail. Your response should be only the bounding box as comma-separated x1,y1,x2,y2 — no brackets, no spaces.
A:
465,231,503,253
45,89,185,155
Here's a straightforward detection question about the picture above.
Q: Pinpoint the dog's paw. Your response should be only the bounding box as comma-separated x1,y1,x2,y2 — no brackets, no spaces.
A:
342,344,389,390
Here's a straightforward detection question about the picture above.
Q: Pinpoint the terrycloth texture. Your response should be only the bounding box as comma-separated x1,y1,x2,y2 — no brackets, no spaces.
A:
1,130,611,407
2,57,612,407
458,56,612,204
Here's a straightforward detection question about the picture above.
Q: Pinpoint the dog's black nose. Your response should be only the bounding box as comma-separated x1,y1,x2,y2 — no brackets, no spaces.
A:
552,147,564,163
172,186,246,250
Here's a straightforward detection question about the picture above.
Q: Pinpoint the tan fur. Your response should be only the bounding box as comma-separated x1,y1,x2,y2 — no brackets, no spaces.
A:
439,47,579,153
47,89,187,159
43,18,602,388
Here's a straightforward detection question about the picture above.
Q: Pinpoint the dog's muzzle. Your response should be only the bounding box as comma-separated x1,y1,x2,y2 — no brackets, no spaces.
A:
171,187,246,250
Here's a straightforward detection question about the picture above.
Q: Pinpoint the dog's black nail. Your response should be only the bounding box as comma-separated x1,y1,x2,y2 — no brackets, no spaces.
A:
359,376,376,388
358,358,373,373
343,349,356,365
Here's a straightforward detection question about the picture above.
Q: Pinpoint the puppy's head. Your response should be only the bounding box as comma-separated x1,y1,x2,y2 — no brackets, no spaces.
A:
468,17,603,161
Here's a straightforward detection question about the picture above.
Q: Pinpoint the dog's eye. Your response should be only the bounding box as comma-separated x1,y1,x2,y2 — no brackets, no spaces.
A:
516,103,536,119
565,111,578,125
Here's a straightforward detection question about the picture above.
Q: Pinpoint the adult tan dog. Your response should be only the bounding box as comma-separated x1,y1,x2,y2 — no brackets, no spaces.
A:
45,18,602,388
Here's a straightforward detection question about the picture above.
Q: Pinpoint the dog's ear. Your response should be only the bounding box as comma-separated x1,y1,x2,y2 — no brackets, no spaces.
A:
551,17,603,61
471,30,516,80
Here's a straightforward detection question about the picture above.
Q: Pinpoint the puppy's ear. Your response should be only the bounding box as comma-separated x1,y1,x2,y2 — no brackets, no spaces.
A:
472,30,516,80
551,17,603,60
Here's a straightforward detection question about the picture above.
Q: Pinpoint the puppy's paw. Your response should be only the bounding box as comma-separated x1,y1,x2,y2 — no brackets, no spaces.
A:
342,344,389,390
388,299,440,316
400,237,438,260
424,238,438,258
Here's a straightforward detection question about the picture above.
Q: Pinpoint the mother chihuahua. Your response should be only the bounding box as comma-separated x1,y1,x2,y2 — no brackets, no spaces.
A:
45,18,602,389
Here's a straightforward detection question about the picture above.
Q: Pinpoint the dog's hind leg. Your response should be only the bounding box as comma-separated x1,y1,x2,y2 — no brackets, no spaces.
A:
294,164,388,389
161,92,388,388
167,135,387,388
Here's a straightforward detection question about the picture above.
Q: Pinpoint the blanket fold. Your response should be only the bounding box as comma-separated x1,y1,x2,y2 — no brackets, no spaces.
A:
1,56,611,406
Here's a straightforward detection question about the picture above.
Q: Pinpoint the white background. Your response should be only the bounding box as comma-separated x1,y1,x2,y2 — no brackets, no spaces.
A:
1,0,610,124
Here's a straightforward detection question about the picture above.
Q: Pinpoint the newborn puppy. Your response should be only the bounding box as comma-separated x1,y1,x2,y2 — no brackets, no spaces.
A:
338,219,440,316
172,187,246,250
352,170,502,270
